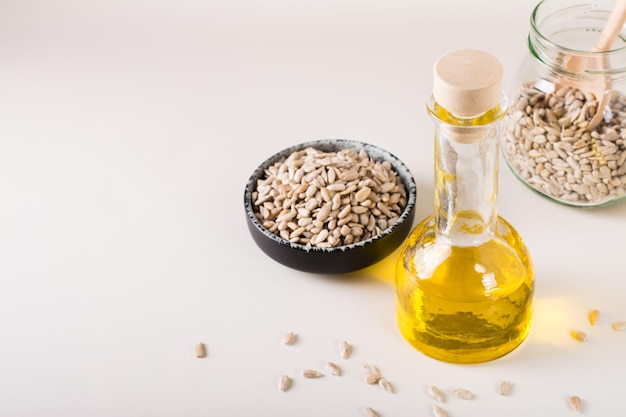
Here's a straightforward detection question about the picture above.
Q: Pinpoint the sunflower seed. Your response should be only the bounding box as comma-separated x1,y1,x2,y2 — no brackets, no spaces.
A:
278,375,291,392
503,84,626,206
325,361,341,376
339,341,352,359
302,369,324,378
361,362,379,374
252,146,408,247
569,395,583,413
612,321,626,331
433,404,448,417
570,330,588,342
453,388,474,399
498,380,513,396
365,372,383,384
379,378,394,394
427,385,446,403
588,309,600,326
281,331,296,345
363,407,379,417
194,342,207,358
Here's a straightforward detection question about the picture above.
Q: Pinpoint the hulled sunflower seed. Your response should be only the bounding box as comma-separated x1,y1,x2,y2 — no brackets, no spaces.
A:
588,309,600,326
194,342,207,358
325,361,341,376
365,372,383,384
339,341,352,359
498,380,513,396
453,388,475,400
570,330,588,342
361,362,379,374
427,385,446,403
433,404,448,417
302,369,324,378
569,395,583,413
503,83,626,206
379,378,394,394
278,375,291,392
281,331,297,345
363,406,379,417
252,146,408,248
612,321,626,331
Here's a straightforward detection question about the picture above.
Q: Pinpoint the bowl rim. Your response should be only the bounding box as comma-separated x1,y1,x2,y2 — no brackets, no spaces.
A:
243,138,417,257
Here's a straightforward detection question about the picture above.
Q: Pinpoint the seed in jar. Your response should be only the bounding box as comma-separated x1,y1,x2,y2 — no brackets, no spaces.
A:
278,375,292,392
498,380,513,396
363,406,379,417
588,309,600,326
339,340,352,359
453,388,475,399
433,404,448,417
570,330,588,342
503,84,626,206
427,385,446,402
301,369,324,378
194,342,207,358
612,321,626,331
569,395,583,413
281,331,297,345
379,378,394,394
325,361,341,376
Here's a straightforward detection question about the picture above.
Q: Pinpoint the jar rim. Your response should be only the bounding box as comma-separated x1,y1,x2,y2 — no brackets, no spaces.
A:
530,0,626,78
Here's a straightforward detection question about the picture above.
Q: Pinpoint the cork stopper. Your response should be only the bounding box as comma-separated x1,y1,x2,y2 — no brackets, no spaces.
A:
433,49,503,117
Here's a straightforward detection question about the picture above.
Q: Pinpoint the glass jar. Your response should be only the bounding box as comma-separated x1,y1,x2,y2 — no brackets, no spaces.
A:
503,0,626,207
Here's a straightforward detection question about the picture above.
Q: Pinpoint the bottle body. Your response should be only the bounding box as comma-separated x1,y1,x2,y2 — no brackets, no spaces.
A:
395,92,534,364
395,215,534,364
503,0,626,207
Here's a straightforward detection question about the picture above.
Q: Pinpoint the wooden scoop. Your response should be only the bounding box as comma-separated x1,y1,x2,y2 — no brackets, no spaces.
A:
564,0,626,130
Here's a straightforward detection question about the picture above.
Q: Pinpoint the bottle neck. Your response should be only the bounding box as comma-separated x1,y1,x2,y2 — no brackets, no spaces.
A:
428,97,506,246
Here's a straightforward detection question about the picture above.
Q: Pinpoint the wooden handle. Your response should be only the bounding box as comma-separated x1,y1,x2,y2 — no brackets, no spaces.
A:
594,0,626,51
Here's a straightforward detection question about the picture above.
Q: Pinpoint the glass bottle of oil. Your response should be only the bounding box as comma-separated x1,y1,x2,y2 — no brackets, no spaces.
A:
395,49,534,364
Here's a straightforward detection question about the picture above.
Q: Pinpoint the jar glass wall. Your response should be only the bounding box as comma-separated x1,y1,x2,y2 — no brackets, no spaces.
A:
503,0,626,207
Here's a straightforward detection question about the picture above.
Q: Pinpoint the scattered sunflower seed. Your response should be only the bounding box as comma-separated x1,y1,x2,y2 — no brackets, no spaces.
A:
361,362,379,374
379,378,394,394
427,385,446,403
325,361,341,376
281,331,297,345
588,309,600,326
363,406,379,417
453,388,475,400
433,404,448,417
365,372,383,384
339,341,352,359
301,369,324,378
194,342,207,358
612,321,626,331
569,395,583,413
278,375,291,392
570,330,588,342
498,380,513,396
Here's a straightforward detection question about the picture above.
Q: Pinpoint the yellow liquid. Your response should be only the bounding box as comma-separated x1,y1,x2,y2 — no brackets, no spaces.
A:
395,215,534,364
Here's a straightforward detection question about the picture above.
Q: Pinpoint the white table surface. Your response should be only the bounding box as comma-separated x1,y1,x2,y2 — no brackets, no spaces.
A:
2,0,626,416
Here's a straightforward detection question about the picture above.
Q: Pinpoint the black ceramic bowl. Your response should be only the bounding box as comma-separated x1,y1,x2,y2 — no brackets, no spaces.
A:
244,139,417,274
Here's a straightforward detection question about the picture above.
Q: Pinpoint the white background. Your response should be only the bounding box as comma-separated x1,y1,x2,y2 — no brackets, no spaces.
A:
1,0,626,416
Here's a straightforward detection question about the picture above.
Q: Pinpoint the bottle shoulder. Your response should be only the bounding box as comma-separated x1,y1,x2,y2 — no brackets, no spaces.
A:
397,214,534,300
402,215,531,255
